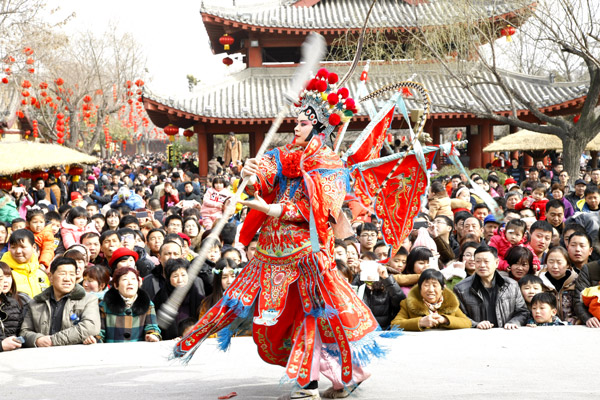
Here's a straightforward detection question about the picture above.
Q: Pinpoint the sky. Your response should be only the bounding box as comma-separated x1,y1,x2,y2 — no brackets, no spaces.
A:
45,0,280,97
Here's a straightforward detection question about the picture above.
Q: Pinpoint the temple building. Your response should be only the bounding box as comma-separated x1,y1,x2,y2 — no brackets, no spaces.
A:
143,0,588,177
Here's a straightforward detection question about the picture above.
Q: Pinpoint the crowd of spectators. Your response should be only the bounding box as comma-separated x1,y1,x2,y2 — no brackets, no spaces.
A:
1,152,599,353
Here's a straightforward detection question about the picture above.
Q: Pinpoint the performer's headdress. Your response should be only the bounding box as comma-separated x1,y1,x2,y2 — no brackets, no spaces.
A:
293,68,358,142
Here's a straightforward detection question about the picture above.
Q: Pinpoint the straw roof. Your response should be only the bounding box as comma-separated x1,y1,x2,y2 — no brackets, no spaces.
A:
483,129,562,152
484,129,600,152
0,141,98,175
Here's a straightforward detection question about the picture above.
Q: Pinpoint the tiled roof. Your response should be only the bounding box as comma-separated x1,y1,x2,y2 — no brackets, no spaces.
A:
200,0,530,30
143,62,588,121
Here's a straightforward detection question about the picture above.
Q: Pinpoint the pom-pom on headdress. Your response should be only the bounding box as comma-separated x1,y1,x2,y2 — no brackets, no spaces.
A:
294,68,358,138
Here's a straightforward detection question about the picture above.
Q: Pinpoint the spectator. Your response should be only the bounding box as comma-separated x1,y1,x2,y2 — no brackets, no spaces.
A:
356,223,378,255
505,191,521,211
574,254,600,328
566,231,593,273
529,220,553,263
99,230,122,269
391,269,471,331
428,215,459,263
104,209,121,232
81,232,102,265
60,207,99,249
25,208,55,271
489,219,539,272
565,179,587,210
453,245,529,329
427,181,452,219
164,214,184,235
472,203,490,222
576,184,600,212
142,241,183,300
504,246,536,281
450,187,472,215
0,262,24,352
200,176,229,230
539,246,579,324
395,246,433,295
482,215,500,243
356,260,405,330
82,264,110,299
549,184,574,220
519,275,544,309
506,158,526,184
1,229,49,298
198,258,240,317
515,183,548,220
526,292,570,326
462,217,483,243
96,267,161,343
545,199,566,235
19,257,100,347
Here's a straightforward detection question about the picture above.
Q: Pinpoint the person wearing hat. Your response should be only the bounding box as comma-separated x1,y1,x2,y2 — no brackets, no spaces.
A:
223,132,242,167
68,192,87,208
109,247,139,273
504,178,518,192
483,214,500,243
565,179,588,209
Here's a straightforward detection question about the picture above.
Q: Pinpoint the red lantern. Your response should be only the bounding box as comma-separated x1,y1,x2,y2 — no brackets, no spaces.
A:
222,57,233,66
219,34,235,51
500,25,516,42
20,171,32,180
163,124,178,142
0,177,12,191
48,168,61,178
69,165,84,176
183,129,194,142
32,170,49,181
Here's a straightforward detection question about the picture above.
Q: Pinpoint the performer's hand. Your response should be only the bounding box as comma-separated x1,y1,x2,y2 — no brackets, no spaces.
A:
222,198,237,219
241,158,260,178
239,194,269,214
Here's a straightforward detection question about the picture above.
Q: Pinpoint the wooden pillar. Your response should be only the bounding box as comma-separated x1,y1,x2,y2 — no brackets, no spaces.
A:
431,123,440,145
248,34,263,67
481,121,492,167
251,128,265,157
467,125,482,168
195,124,208,178
591,151,598,168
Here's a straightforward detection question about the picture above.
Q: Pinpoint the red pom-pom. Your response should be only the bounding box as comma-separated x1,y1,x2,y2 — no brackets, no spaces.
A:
316,68,329,79
328,73,339,85
307,79,318,91
329,113,341,126
327,93,338,106
345,98,355,109
337,88,349,99
316,80,328,92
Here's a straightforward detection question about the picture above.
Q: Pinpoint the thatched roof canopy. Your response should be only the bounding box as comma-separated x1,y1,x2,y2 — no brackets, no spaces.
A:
0,141,98,175
483,129,563,152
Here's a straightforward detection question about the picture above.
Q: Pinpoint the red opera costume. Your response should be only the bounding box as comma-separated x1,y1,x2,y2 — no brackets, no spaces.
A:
172,68,394,391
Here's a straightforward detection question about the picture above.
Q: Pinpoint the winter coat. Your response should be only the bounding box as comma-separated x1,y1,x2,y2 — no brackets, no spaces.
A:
110,192,145,211
223,137,242,166
60,220,99,250
29,225,55,269
450,198,472,214
428,196,453,219
134,246,155,278
153,279,204,340
201,187,230,229
97,287,161,343
19,284,101,347
506,166,526,184
0,194,20,224
488,227,540,271
160,192,179,211
574,261,600,324
180,191,203,203
1,252,49,298
141,263,206,302
0,294,24,343
515,197,548,220
560,197,575,219
539,268,579,324
358,276,405,329
576,198,600,213
391,286,472,331
453,272,529,327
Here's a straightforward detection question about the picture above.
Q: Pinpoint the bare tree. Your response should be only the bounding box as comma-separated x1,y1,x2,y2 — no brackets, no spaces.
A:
329,0,600,183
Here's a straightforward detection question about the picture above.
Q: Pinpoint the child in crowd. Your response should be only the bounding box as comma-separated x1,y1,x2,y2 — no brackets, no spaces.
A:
427,181,453,219
581,283,600,321
11,218,26,232
576,184,600,212
44,211,62,251
25,209,55,272
387,247,408,274
60,206,99,249
515,183,548,220
395,246,433,296
489,218,540,271
519,275,544,309
450,187,472,215
526,292,570,326
201,176,230,230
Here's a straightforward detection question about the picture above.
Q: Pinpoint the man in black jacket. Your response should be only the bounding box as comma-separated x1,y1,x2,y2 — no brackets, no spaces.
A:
453,245,528,329
574,260,600,328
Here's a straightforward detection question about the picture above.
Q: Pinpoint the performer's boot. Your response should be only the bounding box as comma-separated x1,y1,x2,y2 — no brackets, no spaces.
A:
278,381,321,400
321,382,361,399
